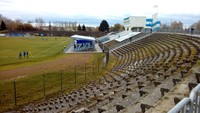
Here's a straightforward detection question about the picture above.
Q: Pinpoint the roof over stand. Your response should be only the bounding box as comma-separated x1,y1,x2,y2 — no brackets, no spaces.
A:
71,35,95,41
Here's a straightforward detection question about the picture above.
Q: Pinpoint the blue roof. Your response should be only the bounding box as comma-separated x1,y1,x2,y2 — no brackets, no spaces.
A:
124,17,129,21
76,40,92,43
146,18,153,22
146,21,161,27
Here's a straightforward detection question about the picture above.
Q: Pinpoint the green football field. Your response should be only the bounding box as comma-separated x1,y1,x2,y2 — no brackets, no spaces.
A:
0,36,116,112
0,36,72,70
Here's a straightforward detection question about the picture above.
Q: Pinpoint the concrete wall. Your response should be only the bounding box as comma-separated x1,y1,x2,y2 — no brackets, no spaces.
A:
124,13,160,32
124,16,146,31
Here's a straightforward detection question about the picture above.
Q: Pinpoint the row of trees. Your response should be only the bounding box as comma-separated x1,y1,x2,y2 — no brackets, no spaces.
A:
0,14,79,31
0,14,36,31
0,14,125,32
77,24,86,31
161,20,200,30
27,18,77,31
191,20,200,30
4,14,199,33
161,21,183,29
48,21,77,31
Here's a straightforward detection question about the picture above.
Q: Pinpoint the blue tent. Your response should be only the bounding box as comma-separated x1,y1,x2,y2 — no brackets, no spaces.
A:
76,40,92,44
71,35,95,51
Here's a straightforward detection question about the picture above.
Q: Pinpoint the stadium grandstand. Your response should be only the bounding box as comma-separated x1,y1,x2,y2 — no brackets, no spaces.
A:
17,13,200,113
22,31,200,113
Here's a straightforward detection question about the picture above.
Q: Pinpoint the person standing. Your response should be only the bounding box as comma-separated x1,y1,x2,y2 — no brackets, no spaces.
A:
19,52,22,59
23,51,26,58
191,28,194,34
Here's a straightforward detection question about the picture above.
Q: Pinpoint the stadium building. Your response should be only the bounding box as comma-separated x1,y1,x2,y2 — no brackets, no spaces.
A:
124,13,161,32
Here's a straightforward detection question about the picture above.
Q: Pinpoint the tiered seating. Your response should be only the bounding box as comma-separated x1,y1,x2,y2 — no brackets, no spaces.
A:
109,33,200,113
21,33,200,113
104,40,120,49
99,31,131,44
102,32,148,50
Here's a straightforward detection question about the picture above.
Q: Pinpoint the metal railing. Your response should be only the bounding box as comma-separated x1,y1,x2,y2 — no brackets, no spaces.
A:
158,28,200,35
168,84,200,113
64,42,73,52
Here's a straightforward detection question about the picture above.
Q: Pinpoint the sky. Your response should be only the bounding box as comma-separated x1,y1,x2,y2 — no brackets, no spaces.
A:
0,0,200,27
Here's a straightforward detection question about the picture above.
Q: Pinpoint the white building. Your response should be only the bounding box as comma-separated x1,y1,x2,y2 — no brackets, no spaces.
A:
124,13,161,32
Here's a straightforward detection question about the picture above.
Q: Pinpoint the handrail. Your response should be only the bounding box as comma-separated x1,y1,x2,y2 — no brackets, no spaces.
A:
189,84,200,102
189,84,200,113
168,98,191,113
168,84,200,113
158,28,200,35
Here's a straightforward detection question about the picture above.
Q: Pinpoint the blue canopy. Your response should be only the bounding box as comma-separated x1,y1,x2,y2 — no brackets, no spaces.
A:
76,40,92,44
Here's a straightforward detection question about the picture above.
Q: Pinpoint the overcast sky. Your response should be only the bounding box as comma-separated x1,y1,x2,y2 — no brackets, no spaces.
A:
0,0,200,27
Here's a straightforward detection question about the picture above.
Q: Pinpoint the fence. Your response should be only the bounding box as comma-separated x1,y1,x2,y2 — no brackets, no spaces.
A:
158,28,200,35
168,84,200,113
0,57,106,112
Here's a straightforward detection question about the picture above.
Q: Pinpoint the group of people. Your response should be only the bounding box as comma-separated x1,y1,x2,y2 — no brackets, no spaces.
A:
19,51,29,59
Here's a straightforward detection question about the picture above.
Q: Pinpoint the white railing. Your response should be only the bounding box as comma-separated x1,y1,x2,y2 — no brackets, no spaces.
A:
168,84,200,113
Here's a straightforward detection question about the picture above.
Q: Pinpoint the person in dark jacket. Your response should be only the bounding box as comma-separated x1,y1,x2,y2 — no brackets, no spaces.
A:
19,52,22,59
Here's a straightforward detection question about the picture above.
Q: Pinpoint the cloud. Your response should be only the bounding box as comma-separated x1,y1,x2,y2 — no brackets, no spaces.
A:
0,0,12,7
0,0,12,3
158,14,200,27
0,0,200,27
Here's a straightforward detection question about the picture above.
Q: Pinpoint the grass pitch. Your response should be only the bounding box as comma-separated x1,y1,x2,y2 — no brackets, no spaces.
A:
0,36,117,112
0,36,72,70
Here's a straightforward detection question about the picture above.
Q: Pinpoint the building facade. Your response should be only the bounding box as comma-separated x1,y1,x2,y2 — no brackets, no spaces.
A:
124,13,161,32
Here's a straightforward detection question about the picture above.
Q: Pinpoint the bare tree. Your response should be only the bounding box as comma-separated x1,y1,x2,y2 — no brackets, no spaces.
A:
14,19,23,30
110,23,124,32
49,21,51,31
72,21,77,31
171,21,183,29
160,23,170,29
35,18,45,30
47,21,77,31
191,20,200,30
0,14,36,31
